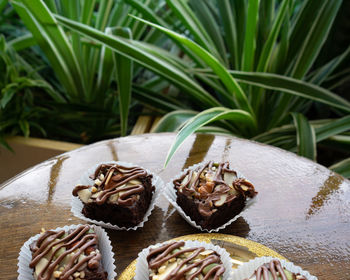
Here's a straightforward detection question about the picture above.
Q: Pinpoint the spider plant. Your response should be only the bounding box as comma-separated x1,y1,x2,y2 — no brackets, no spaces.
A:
10,0,173,142
0,35,63,150
54,0,350,177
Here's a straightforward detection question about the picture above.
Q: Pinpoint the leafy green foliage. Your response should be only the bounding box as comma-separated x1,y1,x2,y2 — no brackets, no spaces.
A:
9,0,169,143
127,0,349,175
0,36,62,149
292,112,316,161
55,0,350,177
2,0,349,178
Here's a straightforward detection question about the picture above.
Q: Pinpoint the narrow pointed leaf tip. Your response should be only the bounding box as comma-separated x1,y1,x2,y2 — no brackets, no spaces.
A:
164,107,254,167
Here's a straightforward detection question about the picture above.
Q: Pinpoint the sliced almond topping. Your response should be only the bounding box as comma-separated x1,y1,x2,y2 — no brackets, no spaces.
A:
199,250,214,256
214,194,228,207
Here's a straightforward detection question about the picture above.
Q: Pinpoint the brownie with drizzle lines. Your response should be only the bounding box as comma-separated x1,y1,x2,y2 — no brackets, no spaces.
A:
147,241,225,280
29,225,107,280
73,163,154,227
243,259,307,280
173,161,257,230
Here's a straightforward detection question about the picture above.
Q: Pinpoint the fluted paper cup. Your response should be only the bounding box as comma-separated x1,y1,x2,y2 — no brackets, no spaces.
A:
164,161,257,232
135,240,233,280
71,161,163,230
232,256,317,280
18,224,117,280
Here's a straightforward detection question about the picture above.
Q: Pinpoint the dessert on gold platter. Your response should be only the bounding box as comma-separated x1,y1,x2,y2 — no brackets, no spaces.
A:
242,259,307,280
147,241,225,280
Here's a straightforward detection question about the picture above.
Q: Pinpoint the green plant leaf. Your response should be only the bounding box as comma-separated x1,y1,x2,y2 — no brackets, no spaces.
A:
130,15,254,116
0,136,14,153
124,0,169,28
152,110,197,133
292,112,316,161
0,89,16,108
165,0,219,58
113,27,133,136
229,71,350,112
0,0,8,15
164,107,255,167
55,14,221,108
95,27,115,98
80,0,96,24
329,158,350,178
0,35,5,52
241,0,260,72
195,125,235,136
290,0,342,79
310,45,350,85
18,119,30,138
217,0,239,69
8,33,36,51
287,0,323,64
315,115,350,142
133,86,184,113
11,0,86,100
95,0,113,31
256,0,289,72
189,0,228,65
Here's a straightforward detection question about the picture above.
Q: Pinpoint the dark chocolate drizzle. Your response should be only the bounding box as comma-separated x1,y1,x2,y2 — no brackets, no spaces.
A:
29,225,102,280
173,161,257,217
245,260,307,280
147,241,225,280
73,163,150,206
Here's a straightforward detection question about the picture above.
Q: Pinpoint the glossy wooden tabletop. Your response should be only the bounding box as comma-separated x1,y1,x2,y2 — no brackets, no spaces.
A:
1,133,349,280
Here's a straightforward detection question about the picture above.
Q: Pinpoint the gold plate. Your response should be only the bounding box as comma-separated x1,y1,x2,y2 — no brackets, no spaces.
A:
118,233,286,279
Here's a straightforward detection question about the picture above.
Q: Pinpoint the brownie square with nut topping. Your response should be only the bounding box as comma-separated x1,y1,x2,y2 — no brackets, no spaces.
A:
29,225,107,280
173,161,257,230
73,163,154,228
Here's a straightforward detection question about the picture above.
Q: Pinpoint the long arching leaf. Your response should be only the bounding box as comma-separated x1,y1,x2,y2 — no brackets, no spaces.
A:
152,110,197,133
241,0,260,72
164,107,255,167
229,71,350,112
55,14,221,108
315,115,350,142
131,15,254,116
11,0,86,100
113,27,133,136
329,158,350,178
292,112,316,161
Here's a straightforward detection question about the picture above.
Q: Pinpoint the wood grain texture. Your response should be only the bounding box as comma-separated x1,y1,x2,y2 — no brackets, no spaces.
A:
0,133,349,280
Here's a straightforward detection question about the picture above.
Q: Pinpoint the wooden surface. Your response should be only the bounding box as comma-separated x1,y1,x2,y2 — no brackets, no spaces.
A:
0,133,349,280
0,113,154,184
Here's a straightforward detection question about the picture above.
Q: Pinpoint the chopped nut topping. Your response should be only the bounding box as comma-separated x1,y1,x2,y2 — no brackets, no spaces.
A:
91,186,98,193
53,271,62,278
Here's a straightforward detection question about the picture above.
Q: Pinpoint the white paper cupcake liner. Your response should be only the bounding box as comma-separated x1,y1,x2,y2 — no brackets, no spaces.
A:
17,224,117,280
71,161,164,230
135,239,233,280
164,162,257,232
232,256,318,280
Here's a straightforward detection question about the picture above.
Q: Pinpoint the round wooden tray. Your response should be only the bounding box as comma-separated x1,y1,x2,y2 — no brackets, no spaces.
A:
1,133,349,279
118,233,286,279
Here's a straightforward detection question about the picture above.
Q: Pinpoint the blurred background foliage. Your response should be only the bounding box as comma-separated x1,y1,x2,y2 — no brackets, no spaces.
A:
0,0,349,177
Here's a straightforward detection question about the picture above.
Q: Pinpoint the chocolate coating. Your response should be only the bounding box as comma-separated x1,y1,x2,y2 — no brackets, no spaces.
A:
29,225,107,280
174,161,257,229
73,163,151,206
244,259,307,280
147,241,225,280
73,163,155,227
